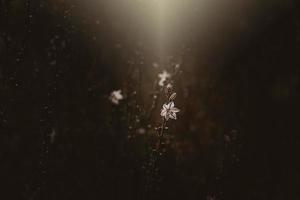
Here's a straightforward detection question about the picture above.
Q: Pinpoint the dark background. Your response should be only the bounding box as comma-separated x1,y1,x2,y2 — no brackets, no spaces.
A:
0,0,299,199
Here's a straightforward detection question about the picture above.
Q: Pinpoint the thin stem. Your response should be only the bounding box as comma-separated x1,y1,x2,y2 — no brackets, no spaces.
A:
160,118,166,137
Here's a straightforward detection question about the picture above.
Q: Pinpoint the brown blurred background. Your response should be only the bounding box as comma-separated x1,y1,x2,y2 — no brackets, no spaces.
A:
0,0,300,199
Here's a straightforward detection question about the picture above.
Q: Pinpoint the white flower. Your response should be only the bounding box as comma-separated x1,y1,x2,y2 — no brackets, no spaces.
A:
109,90,123,105
153,62,159,68
166,83,173,90
160,101,180,120
158,70,171,86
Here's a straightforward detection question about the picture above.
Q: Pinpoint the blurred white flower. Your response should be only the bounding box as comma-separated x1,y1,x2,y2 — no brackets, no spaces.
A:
158,70,171,86
166,83,173,90
153,62,159,68
110,90,123,105
160,101,180,120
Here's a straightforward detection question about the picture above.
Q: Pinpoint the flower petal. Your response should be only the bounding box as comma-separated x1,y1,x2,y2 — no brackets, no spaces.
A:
171,107,180,113
169,112,177,120
160,109,167,117
168,102,174,109
163,103,168,110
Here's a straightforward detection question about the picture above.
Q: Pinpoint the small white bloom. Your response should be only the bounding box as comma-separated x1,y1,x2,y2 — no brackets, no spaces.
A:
166,83,173,89
160,101,180,120
110,90,123,105
158,70,171,86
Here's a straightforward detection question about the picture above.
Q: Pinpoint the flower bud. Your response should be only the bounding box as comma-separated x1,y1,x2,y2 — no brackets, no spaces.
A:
169,93,177,101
